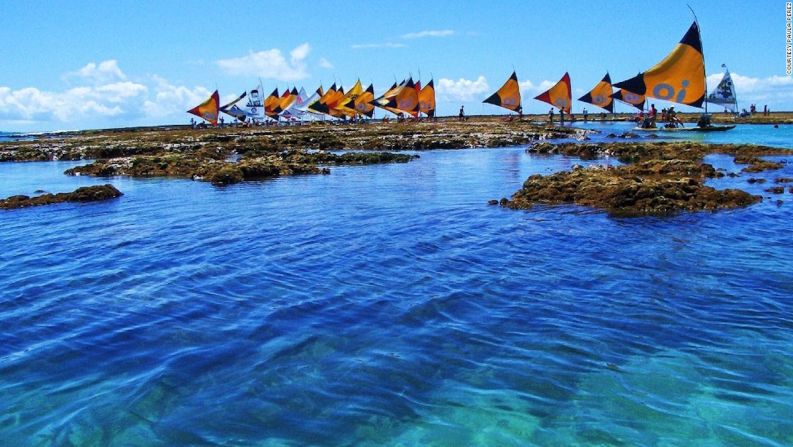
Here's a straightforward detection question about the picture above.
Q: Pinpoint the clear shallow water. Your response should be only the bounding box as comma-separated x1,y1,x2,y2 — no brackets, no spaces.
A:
572,121,793,147
1,131,793,446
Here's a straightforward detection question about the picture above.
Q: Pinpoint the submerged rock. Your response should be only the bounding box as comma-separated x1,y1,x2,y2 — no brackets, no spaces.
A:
774,177,793,183
765,186,785,194
734,154,784,173
747,178,766,184
0,184,122,209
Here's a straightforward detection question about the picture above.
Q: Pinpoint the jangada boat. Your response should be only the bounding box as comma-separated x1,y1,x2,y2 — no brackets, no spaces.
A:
614,19,734,132
633,124,736,132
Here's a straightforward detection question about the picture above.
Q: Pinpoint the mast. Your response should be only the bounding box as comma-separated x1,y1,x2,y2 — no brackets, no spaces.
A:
688,5,707,114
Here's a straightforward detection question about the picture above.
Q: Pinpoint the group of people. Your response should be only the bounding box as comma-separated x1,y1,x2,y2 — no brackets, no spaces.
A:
637,104,684,129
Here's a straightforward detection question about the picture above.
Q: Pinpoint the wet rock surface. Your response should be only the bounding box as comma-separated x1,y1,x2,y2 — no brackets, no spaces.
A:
0,119,588,163
509,141,793,217
63,150,416,186
0,184,122,210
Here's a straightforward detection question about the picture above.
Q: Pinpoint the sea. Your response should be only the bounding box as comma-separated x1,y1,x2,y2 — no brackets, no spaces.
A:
1,123,792,446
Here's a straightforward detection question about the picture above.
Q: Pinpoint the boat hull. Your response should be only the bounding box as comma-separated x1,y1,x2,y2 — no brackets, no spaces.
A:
632,125,735,133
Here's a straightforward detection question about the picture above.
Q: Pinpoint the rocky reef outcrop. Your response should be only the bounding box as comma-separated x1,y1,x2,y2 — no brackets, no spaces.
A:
503,142,792,217
0,184,122,209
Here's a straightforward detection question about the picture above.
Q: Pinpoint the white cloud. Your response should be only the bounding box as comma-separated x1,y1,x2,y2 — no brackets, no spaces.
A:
350,42,407,49
318,57,334,69
141,76,211,119
707,72,793,106
0,60,211,128
217,43,310,81
518,79,555,95
401,29,455,39
65,60,127,84
437,76,489,101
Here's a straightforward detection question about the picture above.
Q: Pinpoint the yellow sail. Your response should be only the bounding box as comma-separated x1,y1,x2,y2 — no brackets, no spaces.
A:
534,72,572,113
578,73,613,113
418,80,436,117
613,22,705,107
187,90,220,125
483,71,521,112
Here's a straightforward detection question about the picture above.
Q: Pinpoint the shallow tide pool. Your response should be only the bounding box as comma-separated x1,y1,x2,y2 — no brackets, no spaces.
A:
1,126,793,446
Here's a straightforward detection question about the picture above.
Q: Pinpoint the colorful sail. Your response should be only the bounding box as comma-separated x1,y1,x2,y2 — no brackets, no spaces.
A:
611,89,645,110
613,22,705,108
418,80,436,117
187,90,220,125
578,73,613,113
385,78,420,117
483,71,521,112
308,83,344,117
706,65,737,112
534,72,572,113
354,84,376,118
277,87,298,113
264,88,281,118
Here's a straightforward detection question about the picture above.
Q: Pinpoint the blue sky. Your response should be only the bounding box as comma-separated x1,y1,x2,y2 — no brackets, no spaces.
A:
0,0,785,131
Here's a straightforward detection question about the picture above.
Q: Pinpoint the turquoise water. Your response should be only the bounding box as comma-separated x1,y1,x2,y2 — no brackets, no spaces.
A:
1,125,793,446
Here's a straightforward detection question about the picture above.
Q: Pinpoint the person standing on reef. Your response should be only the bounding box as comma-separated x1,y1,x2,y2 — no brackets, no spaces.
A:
548,108,554,124
459,105,465,121
517,105,523,120
583,108,588,122
559,108,565,125
190,117,196,129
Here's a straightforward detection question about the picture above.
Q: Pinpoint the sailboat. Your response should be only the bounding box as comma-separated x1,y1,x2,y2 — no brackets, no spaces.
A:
579,73,614,113
534,72,572,113
418,79,436,118
482,71,522,113
614,21,733,132
706,64,738,113
187,90,220,126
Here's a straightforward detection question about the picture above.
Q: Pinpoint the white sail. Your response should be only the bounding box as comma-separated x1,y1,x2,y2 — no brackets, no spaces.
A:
281,87,310,119
244,84,266,122
706,67,737,112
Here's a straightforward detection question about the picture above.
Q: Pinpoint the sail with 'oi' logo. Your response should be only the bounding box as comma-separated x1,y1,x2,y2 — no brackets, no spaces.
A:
613,22,705,108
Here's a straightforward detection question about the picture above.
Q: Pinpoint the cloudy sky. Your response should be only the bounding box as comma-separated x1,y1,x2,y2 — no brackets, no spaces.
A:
0,0,785,131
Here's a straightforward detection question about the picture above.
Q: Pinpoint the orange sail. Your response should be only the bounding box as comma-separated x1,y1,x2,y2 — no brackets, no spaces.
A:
354,84,376,118
578,73,614,113
613,22,705,107
483,71,521,112
374,81,404,116
418,80,436,117
611,89,645,110
277,87,298,113
385,78,420,117
264,88,282,118
187,90,220,125
534,72,572,113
